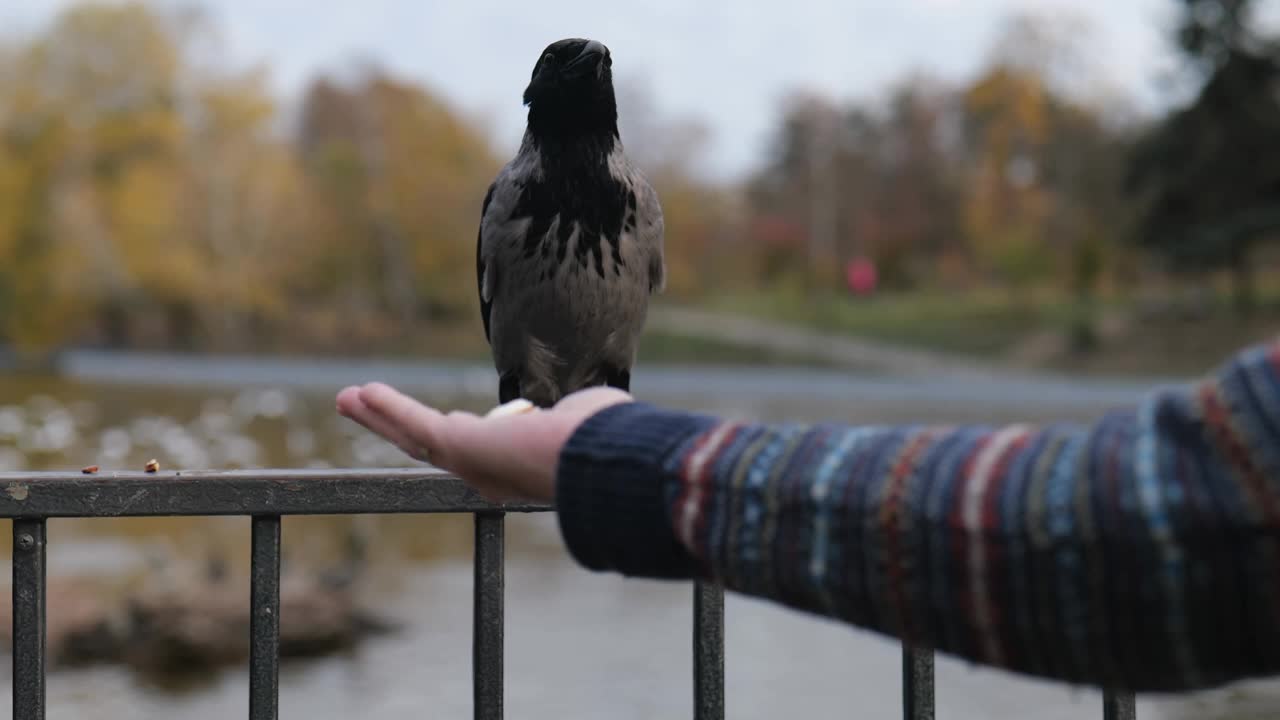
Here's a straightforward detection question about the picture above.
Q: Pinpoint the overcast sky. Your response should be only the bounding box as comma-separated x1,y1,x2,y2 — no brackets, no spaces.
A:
7,0,1258,179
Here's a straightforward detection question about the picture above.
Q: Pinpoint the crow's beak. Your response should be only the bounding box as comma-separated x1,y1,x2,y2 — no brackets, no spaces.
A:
566,40,608,77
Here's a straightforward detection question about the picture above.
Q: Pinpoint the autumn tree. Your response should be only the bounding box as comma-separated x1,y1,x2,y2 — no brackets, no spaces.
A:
184,66,313,344
745,10,1137,304
0,3,506,354
0,3,323,351
744,93,836,291
0,3,188,349
616,76,730,297
297,68,500,336
856,79,964,289
0,1,1165,356
959,11,1140,302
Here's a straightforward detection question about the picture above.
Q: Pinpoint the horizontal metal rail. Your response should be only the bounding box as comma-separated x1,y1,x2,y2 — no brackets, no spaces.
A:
0,470,1131,719
0,469,547,517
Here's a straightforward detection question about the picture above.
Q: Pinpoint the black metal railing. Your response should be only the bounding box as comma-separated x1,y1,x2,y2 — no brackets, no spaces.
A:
0,469,1135,720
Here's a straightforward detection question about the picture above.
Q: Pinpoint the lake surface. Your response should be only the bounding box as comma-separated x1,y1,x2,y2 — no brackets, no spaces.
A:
0,352,1268,720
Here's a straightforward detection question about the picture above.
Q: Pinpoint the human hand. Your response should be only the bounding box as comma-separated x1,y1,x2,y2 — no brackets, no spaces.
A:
335,383,633,503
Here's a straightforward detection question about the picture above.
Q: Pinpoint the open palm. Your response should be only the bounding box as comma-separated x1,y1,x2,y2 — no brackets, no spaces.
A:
336,383,633,503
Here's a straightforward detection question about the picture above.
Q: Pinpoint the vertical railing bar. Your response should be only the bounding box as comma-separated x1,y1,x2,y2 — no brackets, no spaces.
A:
1103,691,1136,720
902,645,935,720
249,515,282,720
474,512,504,720
12,518,47,720
693,580,725,720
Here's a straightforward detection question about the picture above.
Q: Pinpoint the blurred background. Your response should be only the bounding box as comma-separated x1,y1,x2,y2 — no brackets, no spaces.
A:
0,0,1277,718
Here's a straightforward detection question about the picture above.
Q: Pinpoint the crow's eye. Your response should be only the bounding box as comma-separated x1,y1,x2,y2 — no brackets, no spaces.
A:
543,52,555,65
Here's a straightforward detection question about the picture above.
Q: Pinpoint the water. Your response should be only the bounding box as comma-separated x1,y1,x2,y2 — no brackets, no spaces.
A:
0,353,1262,719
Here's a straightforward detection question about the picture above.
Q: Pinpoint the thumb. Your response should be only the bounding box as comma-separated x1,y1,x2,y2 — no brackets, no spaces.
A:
554,386,634,415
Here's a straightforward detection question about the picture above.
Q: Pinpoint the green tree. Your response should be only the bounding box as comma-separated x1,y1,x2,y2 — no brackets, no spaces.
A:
1127,0,1280,313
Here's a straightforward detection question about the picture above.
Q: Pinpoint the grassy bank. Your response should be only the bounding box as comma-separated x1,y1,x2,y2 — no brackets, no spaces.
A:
698,287,1280,377
702,289,1082,358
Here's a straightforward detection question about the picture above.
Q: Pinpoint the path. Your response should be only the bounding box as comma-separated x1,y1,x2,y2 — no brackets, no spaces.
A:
649,305,1029,381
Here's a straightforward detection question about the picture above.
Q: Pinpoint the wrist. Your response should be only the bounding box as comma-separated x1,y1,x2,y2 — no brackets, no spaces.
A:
553,402,718,577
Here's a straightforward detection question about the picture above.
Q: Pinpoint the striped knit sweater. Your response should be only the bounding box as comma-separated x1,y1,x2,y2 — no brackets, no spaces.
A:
554,339,1280,693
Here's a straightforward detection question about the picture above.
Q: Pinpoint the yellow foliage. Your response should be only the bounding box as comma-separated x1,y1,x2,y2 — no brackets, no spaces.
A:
964,66,1050,153
0,148,20,262
107,160,194,299
0,1,717,351
959,65,1064,286
649,173,716,298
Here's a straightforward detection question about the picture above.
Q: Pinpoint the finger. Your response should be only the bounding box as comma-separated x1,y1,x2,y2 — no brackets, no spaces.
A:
358,383,457,462
358,383,556,503
336,386,372,420
337,386,429,462
338,390,421,459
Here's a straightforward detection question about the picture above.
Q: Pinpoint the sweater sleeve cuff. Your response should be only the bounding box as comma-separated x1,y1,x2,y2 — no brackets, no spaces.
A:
554,401,718,579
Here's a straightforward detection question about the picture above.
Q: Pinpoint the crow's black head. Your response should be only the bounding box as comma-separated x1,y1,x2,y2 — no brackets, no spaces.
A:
523,38,617,139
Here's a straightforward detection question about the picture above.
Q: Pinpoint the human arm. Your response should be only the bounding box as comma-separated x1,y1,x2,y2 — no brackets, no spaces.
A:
551,340,1280,692
337,340,1280,693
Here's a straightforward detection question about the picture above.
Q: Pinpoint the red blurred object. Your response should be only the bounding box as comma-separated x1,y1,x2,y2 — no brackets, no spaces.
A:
845,257,877,296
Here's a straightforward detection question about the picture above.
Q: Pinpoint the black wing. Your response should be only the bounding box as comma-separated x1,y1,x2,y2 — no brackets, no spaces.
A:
476,183,496,343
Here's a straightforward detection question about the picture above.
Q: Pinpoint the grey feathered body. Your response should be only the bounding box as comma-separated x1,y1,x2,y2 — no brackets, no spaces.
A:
477,132,665,407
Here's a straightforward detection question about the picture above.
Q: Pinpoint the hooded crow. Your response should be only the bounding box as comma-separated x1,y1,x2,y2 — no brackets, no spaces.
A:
476,38,666,407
